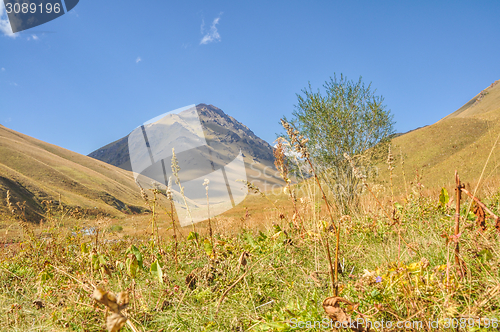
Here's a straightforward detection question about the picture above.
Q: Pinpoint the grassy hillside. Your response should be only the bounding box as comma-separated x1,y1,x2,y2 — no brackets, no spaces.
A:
378,80,500,193
1,86,500,331
0,124,146,221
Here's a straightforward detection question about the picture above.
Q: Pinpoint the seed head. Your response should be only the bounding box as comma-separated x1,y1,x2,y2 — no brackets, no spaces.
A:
281,119,310,159
344,153,366,180
387,145,394,171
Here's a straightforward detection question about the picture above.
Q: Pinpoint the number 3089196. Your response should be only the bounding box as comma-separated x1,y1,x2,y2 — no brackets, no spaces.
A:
5,2,61,14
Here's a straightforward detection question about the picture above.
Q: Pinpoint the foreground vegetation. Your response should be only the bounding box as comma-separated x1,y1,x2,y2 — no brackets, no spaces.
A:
1,164,500,331
1,99,500,330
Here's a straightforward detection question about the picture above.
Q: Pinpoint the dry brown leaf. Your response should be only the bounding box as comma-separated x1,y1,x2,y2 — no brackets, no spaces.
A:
92,288,130,332
186,270,198,290
322,297,350,323
474,204,487,232
32,299,44,310
322,296,367,332
309,272,322,287
117,291,129,308
238,252,249,269
107,313,127,332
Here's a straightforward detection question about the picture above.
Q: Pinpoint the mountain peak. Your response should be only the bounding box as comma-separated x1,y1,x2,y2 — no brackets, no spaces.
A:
88,104,282,188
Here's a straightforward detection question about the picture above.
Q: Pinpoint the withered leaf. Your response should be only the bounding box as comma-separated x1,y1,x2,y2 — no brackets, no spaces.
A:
309,272,322,287
186,269,199,290
474,205,487,232
322,296,367,332
107,312,127,332
117,291,129,308
93,288,129,332
33,299,44,310
238,252,249,269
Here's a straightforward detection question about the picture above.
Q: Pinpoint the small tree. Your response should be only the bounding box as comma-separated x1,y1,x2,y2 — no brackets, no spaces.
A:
283,74,395,213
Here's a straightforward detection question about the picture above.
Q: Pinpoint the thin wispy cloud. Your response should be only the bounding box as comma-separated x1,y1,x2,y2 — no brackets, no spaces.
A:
0,3,16,38
136,56,142,63
1,67,5,71
200,15,222,45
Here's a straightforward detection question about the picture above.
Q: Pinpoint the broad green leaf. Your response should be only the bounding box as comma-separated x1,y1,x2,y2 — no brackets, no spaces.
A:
257,230,267,242
91,253,99,270
244,232,256,247
126,255,138,278
439,187,449,207
81,242,89,254
203,238,213,257
150,260,163,284
98,254,107,265
187,231,199,242
127,245,143,269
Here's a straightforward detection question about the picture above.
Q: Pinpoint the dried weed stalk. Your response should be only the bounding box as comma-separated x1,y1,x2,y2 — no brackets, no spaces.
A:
274,137,302,230
203,178,214,247
281,119,340,296
171,148,194,229
166,178,178,265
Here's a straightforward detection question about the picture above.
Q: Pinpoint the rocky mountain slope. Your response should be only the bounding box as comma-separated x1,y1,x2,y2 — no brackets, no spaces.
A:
88,104,283,190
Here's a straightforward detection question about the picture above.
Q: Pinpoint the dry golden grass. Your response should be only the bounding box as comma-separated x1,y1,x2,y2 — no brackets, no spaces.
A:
377,80,500,194
0,124,147,220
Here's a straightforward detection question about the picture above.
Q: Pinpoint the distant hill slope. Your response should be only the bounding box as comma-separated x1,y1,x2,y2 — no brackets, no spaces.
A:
0,125,146,221
89,104,284,190
381,80,500,191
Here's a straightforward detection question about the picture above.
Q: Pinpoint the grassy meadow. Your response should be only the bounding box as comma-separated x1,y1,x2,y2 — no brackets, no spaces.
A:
1,140,500,332
1,82,500,331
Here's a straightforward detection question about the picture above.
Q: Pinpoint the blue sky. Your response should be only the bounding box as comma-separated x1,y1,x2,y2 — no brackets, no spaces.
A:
1,1,499,155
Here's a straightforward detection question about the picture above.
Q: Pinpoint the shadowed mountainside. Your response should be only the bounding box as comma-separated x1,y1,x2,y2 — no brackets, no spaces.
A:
0,125,146,221
88,104,284,190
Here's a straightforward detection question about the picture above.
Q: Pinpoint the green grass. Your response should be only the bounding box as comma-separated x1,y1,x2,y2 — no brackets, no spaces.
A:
1,176,500,331
1,81,500,331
